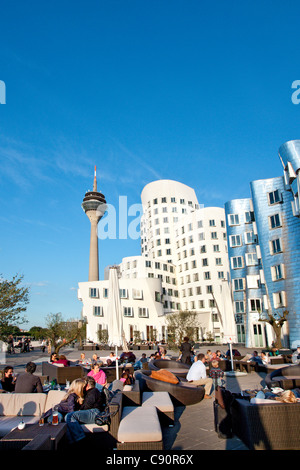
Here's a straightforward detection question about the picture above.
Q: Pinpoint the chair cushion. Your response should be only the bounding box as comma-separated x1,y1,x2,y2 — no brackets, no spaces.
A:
45,390,66,411
118,406,162,443
0,393,47,416
150,369,179,384
81,423,109,433
142,392,174,412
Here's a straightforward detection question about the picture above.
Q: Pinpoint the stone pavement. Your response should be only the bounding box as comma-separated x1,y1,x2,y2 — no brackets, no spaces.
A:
1,344,270,451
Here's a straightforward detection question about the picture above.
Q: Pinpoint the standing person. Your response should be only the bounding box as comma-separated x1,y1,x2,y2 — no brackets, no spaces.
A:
7,335,15,355
1,366,17,392
65,376,106,445
179,337,193,365
186,353,213,398
40,339,46,353
209,360,225,389
14,362,43,393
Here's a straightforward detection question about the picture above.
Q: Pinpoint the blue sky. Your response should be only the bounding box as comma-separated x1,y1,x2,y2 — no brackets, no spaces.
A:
1,1,300,328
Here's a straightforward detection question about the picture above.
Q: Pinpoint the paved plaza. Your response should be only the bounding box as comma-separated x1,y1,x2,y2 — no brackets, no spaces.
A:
1,344,271,451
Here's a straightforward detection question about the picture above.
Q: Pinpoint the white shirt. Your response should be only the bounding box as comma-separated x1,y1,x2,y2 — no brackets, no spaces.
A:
186,360,206,381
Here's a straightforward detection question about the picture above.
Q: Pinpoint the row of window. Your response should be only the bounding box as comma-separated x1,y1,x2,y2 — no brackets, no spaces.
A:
89,288,143,300
179,271,225,285
229,232,257,247
148,197,197,207
234,290,286,314
178,257,223,271
233,264,285,292
93,306,149,318
144,260,174,272
231,252,259,269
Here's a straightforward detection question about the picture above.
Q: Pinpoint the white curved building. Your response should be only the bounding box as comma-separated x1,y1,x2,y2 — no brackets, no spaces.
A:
78,178,237,344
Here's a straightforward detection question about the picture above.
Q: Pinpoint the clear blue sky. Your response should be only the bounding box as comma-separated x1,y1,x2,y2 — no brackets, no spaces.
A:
1,1,300,328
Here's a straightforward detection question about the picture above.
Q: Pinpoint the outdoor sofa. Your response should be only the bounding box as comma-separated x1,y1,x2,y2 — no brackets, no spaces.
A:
265,364,300,390
0,390,122,449
135,370,205,406
230,397,300,450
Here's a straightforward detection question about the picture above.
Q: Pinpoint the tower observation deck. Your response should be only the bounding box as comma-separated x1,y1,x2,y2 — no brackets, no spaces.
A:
82,167,107,281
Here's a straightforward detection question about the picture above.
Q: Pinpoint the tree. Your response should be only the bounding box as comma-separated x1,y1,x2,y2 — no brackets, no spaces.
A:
0,274,29,340
28,326,48,340
259,309,289,349
45,312,84,354
165,310,199,350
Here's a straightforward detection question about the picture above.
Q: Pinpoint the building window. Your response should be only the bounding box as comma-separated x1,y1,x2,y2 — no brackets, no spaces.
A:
89,288,99,298
145,260,151,268
138,307,149,318
245,252,258,266
215,257,222,266
218,271,225,279
231,256,243,269
209,219,216,226
93,306,103,316
271,264,285,281
270,238,282,255
233,278,244,291
228,214,239,226
198,300,205,308
269,213,281,229
268,189,282,205
245,211,255,223
119,289,128,299
211,232,218,239
249,298,261,312
132,289,143,300
124,307,134,317
204,272,211,280
244,231,257,244
273,291,286,309
235,301,244,314
206,285,213,294
230,234,242,247
103,288,108,298
202,258,208,267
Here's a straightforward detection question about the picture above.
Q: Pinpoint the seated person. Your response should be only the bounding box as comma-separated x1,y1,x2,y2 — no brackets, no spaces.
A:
1,366,16,392
91,353,99,366
249,351,263,364
79,352,90,365
14,362,43,393
161,349,171,360
43,378,86,423
134,353,148,369
260,351,270,364
119,351,136,364
292,346,300,364
87,362,107,390
50,352,59,363
215,350,225,360
225,348,241,358
53,354,69,366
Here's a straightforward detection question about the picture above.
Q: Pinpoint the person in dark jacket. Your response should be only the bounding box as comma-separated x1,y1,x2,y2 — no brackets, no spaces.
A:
1,366,16,392
65,376,106,444
14,362,43,393
180,337,194,365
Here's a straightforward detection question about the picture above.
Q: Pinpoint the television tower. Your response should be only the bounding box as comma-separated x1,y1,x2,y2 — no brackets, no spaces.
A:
81,166,106,281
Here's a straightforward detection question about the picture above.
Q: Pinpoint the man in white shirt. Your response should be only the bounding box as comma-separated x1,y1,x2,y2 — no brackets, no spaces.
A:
186,353,213,398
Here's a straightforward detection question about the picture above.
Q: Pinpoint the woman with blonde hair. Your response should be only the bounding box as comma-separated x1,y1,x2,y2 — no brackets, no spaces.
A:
275,390,298,403
44,378,86,423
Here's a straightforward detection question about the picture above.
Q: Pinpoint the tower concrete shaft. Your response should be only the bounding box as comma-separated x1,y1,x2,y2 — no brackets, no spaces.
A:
82,166,106,282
